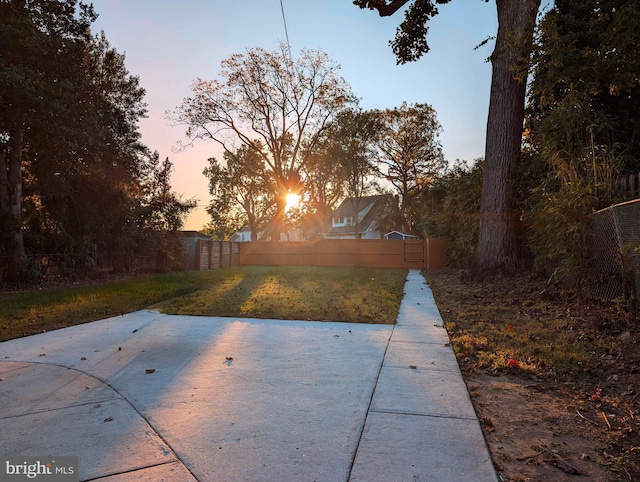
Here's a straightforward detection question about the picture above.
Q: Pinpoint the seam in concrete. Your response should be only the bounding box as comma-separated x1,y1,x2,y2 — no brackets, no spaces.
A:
0,359,200,482
368,409,478,421
83,460,182,481
346,317,396,481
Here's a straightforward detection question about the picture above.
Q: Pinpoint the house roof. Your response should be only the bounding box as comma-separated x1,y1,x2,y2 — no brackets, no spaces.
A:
333,194,390,218
326,194,393,236
384,230,419,239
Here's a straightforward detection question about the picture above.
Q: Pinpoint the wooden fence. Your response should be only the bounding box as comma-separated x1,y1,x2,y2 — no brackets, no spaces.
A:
194,240,240,270
192,239,446,271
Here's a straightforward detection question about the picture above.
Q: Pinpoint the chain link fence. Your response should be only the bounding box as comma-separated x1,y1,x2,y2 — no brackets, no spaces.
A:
586,199,640,303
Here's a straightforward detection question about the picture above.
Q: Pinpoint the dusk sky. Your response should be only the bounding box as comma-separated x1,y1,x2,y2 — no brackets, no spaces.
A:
90,0,500,230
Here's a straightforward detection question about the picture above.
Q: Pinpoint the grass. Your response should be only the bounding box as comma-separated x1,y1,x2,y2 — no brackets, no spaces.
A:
158,266,406,323
0,266,407,342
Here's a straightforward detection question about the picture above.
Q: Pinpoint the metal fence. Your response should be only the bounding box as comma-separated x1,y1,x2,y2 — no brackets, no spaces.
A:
586,199,640,302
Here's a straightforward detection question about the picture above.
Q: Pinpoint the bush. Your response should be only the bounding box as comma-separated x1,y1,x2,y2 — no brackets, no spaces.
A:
415,160,483,268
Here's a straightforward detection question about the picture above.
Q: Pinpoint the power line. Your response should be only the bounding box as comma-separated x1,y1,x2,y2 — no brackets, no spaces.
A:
279,0,293,61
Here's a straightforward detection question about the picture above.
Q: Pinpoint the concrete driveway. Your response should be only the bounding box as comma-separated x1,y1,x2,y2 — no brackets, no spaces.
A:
0,270,497,482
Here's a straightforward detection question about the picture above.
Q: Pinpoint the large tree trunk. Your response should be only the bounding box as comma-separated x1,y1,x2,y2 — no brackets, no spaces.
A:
0,121,26,281
469,0,541,279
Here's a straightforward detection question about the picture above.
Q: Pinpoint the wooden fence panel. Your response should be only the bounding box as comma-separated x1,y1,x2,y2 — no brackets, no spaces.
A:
211,242,220,269
425,238,445,270
237,239,446,270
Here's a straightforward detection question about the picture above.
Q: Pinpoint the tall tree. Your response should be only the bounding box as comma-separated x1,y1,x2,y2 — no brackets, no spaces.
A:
327,109,381,237
528,0,640,169
372,102,445,230
0,0,96,279
300,136,351,239
18,27,149,274
137,152,196,271
170,43,355,239
1,1,191,279
203,146,275,241
354,0,542,277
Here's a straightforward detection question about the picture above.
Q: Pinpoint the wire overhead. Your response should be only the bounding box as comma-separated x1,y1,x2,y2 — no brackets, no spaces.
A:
279,0,293,61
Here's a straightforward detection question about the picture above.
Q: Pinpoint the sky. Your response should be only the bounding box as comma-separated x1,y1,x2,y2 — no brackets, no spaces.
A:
90,0,499,230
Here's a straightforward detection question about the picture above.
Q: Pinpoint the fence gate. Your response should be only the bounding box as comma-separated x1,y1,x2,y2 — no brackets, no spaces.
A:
404,239,425,269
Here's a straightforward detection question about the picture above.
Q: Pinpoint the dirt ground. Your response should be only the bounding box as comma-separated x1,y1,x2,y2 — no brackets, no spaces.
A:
427,269,640,482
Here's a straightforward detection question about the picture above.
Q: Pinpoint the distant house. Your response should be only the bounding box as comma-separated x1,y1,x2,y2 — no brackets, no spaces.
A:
324,194,396,240
230,225,253,242
384,230,419,240
230,225,303,242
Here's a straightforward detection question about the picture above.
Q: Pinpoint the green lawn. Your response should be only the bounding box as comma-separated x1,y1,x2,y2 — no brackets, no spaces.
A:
0,266,407,342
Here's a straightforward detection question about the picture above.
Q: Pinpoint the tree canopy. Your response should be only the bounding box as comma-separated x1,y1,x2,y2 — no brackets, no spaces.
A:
522,0,640,280
371,102,445,230
1,0,194,280
354,0,542,278
171,43,355,238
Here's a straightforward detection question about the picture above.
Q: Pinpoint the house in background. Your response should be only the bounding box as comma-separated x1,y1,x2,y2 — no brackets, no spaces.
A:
324,194,396,240
230,225,252,242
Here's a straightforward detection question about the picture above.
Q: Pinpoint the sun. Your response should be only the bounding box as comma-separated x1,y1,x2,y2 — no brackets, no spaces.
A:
285,193,300,210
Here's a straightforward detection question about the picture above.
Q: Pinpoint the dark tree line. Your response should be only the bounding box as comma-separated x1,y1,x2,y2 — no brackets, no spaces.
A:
0,0,194,281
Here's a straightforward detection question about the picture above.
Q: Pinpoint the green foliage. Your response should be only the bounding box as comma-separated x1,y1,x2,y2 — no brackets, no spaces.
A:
353,0,454,64
326,109,380,200
416,160,483,267
525,180,597,285
1,1,194,281
524,0,640,284
203,145,275,241
171,43,355,239
371,101,445,231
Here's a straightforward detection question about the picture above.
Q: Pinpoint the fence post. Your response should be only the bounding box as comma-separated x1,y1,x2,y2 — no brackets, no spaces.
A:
194,239,201,271
425,238,430,270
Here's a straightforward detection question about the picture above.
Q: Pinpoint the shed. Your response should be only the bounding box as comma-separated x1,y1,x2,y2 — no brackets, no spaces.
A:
384,231,419,240
181,231,212,270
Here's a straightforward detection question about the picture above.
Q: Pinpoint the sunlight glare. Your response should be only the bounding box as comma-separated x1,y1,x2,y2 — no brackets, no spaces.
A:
285,193,300,209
